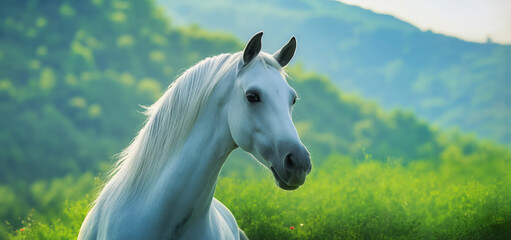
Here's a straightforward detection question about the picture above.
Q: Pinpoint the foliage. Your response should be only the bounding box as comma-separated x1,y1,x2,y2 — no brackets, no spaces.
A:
288,66,440,161
0,174,96,238
6,153,511,239
4,198,91,240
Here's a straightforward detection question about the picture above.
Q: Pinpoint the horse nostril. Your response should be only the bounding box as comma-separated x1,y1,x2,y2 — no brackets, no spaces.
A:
284,154,296,171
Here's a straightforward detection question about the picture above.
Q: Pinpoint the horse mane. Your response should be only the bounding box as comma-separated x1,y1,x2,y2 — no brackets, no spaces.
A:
92,51,284,217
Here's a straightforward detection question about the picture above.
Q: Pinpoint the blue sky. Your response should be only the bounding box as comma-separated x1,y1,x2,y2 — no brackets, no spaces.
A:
338,0,511,44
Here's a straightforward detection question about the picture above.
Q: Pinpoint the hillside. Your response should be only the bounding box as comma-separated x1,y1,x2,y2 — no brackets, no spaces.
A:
1,0,510,237
157,0,511,145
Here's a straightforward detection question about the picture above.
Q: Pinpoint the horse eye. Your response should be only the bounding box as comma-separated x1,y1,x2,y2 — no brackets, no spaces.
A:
292,97,297,105
246,92,260,103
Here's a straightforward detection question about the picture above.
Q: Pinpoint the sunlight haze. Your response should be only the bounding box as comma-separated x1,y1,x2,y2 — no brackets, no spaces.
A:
338,0,511,44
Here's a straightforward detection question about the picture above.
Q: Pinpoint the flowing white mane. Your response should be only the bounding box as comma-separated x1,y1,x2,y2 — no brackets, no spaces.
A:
93,52,284,215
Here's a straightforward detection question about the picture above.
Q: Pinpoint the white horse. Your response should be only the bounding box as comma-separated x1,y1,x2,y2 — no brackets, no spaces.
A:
78,32,311,240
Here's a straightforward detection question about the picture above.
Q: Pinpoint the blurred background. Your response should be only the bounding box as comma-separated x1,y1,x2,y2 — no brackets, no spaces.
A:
1,0,510,239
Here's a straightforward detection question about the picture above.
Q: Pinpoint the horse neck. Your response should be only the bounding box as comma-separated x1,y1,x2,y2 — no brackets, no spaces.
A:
90,98,235,239
146,81,236,236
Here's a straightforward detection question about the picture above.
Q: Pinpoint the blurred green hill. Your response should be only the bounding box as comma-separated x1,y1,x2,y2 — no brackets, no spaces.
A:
158,0,511,145
0,0,509,236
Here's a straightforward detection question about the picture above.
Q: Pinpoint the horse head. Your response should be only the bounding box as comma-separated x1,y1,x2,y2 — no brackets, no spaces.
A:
227,32,312,190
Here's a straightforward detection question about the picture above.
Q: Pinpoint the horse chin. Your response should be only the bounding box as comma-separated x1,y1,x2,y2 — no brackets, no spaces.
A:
270,166,300,191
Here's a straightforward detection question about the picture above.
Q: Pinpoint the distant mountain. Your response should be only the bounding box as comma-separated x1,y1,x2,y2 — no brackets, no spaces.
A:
157,0,511,145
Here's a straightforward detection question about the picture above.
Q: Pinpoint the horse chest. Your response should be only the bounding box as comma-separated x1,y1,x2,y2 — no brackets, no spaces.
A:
170,199,239,240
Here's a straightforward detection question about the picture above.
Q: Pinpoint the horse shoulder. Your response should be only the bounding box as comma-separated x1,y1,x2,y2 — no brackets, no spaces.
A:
80,200,157,240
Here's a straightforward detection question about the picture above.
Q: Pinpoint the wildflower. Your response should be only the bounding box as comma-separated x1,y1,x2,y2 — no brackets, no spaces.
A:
300,223,304,227
290,226,295,230
20,229,24,232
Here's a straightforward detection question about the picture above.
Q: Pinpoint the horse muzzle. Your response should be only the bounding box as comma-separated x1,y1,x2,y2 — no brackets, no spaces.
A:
270,145,311,190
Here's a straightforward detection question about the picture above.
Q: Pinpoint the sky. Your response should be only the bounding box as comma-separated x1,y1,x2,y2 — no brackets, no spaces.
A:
337,0,511,44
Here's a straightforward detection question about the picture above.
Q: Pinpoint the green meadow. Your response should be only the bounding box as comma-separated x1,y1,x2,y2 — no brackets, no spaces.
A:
1,0,510,239
7,153,511,239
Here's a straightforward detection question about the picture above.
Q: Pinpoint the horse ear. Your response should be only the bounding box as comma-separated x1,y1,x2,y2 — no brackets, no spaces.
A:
273,36,296,67
243,32,263,65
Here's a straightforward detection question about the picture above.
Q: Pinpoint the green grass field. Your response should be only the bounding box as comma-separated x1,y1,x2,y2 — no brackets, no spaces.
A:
6,153,510,240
